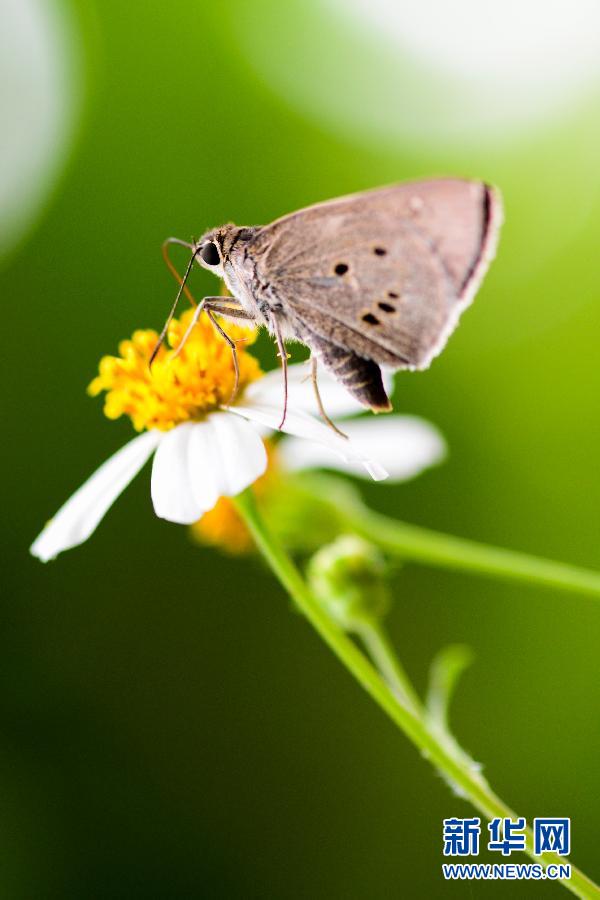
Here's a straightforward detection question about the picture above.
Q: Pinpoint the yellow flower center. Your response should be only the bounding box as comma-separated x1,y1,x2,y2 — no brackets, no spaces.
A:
88,309,262,431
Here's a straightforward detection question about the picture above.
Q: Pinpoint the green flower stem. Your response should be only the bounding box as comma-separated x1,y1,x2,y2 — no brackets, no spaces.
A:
300,476,600,600
234,488,600,899
353,511,600,598
354,617,599,899
353,619,422,714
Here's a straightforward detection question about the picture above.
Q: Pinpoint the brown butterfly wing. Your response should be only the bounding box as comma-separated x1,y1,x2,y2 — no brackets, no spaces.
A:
249,179,502,370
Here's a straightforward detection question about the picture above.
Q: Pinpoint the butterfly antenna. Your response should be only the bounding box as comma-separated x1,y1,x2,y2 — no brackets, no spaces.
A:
161,237,198,307
149,244,201,369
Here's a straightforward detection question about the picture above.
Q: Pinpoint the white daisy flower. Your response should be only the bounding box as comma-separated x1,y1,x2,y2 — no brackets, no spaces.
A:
30,311,445,562
260,364,446,482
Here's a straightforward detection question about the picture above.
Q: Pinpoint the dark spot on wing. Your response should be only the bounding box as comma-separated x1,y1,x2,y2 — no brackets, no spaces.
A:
378,302,395,313
387,290,399,299
362,313,380,325
373,247,387,256
334,262,349,275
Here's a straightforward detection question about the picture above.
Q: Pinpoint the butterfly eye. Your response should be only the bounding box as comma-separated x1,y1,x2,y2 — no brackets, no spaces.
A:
200,242,220,266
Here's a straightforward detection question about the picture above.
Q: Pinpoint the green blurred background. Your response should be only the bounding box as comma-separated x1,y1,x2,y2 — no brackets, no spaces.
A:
2,0,599,896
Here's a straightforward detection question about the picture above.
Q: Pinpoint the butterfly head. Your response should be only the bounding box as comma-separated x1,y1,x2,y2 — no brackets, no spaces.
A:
195,225,259,276
194,229,226,277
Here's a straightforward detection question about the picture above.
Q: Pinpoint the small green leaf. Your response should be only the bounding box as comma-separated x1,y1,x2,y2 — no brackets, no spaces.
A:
425,644,474,733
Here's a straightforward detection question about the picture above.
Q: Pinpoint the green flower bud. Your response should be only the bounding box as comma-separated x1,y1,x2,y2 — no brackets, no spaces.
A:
265,473,362,553
307,535,391,631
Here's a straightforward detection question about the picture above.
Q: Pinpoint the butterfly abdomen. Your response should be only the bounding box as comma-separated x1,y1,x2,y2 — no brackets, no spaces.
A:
341,356,392,412
312,337,392,412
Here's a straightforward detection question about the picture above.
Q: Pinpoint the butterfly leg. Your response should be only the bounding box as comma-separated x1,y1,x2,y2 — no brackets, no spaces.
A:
271,317,289,430
204,307,244,404
201,300,255,404
170,296,211,359
310,356,348,439
202,301,254,321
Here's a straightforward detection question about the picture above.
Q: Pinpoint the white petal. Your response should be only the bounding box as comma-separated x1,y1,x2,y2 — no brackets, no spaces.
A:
30,430,161,562
227,401,388,481
186,422,222,512
150,415,267,525
208,412,268,497
246,362,394,419
278,415,446,482
151,423,207,524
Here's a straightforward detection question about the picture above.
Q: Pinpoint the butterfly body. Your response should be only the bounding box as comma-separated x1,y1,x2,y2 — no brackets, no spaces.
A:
183,179,502,412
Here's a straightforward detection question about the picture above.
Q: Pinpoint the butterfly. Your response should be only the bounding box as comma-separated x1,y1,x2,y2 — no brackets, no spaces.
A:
154,178,502,431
